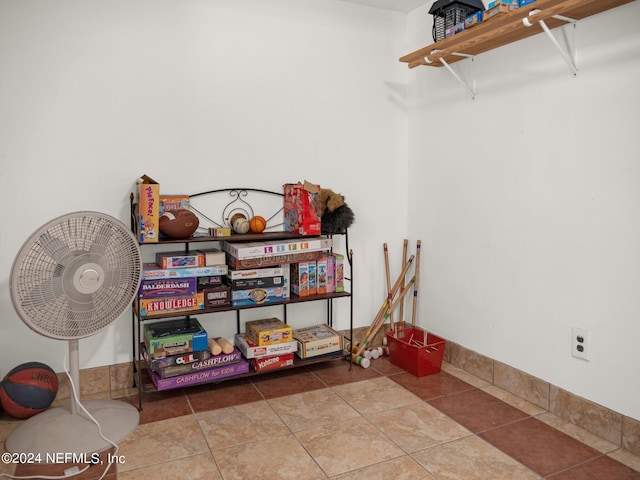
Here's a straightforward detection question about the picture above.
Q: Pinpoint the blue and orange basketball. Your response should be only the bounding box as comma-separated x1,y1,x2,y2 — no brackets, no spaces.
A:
0,362,58,419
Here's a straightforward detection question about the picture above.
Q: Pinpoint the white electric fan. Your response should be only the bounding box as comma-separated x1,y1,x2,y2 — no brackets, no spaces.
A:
7,211,142,457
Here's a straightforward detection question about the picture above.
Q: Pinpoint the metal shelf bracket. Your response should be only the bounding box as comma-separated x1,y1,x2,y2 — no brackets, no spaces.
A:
425,51,477,99
523,10,578,76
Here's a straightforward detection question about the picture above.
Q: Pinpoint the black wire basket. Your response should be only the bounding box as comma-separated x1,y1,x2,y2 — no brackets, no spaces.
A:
429,0,485,42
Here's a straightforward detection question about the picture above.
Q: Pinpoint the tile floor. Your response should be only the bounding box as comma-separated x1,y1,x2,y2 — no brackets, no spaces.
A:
2,358,640,480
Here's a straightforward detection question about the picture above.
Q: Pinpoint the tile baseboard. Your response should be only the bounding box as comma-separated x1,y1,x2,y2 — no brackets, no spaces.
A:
60,330,640,458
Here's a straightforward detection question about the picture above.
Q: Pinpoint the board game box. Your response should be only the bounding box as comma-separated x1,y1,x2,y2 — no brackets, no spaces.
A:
147,359,249,391
227,267,285,280
144,317,208,359
152,348,243,378
293,324,343,359
251,353,295,373
234,333,298,359
156,251,205,269
222,237,331,260
245,318,293,346
139,277,198,299
142,263,227,280
145,347,211,370
231,286,284,307
139,293,205,317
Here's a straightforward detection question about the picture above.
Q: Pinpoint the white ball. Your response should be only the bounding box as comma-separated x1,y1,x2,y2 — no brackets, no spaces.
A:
233,218,250,234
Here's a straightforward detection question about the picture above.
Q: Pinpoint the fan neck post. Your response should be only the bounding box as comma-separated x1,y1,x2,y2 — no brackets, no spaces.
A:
69,339,81,415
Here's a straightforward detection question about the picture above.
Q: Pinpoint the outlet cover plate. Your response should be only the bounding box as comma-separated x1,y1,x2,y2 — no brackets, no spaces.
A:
572,327,590,361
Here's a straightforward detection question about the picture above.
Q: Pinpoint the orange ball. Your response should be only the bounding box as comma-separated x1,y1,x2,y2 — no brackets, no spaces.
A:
249,216,267,233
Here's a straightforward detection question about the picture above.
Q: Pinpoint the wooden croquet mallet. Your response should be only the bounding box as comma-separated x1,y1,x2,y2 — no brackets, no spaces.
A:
383,243,395,332
399,239,408,329
349,255,414,356
353,277,415,363
412,239,422,327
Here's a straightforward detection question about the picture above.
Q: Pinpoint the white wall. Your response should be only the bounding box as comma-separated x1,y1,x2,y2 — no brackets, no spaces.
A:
407,2,640,420
0,1,407,375
4,0,637,424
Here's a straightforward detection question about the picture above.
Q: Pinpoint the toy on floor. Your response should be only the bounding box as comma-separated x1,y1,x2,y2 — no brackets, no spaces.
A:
0,362,58,419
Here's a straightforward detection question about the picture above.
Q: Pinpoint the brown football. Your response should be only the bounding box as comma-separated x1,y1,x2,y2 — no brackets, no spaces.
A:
159,208,199,239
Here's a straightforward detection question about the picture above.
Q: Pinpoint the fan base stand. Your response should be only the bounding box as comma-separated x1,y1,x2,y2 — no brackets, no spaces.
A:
5,399,139,460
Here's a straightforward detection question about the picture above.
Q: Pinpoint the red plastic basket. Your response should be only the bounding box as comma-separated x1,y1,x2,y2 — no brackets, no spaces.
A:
386,327,446,377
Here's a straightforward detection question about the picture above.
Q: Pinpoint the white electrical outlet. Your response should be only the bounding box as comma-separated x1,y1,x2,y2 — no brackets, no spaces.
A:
572,327,590,360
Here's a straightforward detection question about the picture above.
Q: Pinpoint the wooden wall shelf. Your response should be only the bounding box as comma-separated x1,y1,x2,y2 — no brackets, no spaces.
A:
400,0,634,69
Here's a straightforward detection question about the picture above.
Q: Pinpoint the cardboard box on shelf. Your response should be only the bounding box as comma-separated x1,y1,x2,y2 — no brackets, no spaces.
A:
484,0,519,21
151,348,243,378
308,261,317,295
147,359,249,391
334,254,345,292
316,256,327,295
283,181,321,236
222,238,332,260
159,194,189,215
227,267,285,281
197,248,226,266
139,277,198,300
486,0,518,8
225,275,284,290
251,353,295,373
234,333,298,359
245,318,293,346
139,293,205,318
156,251,205,269
142,263,227,280
231,286,283,307
136,175,160,243
202,285,231,308
326,255,335,293
282,263,290,299
196,275,223,290
293,324,343,359
227,250,324,270
143,317,208,359
145,348,211,370
464,11,483,28
445,22,465,38
208,227,232,237
291,262,309,297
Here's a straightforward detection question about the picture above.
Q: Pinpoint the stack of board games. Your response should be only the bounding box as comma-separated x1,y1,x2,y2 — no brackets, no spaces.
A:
222,237,332,273
221,237,344,304
236,318,297,372
235,333,297,373
225,266,287,307
145,345,249,386
290,253,344,297
221,237,334,306
146,352,249,391
139,248,229,316
143,317,249,390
